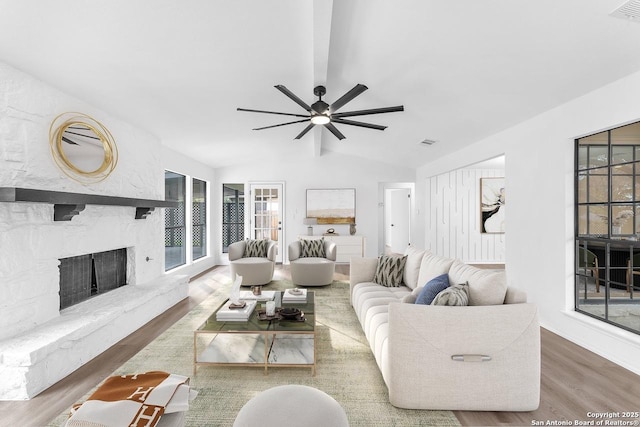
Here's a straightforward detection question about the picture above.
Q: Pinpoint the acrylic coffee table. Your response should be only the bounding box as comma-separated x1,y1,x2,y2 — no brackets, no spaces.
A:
193,291,316,375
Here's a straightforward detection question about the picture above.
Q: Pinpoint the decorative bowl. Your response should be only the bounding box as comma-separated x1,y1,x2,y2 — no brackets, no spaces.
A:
279,307,301,319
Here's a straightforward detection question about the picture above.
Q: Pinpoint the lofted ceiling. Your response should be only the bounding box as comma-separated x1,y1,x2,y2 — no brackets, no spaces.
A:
1,0,640,169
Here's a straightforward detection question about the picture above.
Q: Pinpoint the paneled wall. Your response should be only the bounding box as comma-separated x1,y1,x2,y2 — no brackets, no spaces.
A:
425,168,505,263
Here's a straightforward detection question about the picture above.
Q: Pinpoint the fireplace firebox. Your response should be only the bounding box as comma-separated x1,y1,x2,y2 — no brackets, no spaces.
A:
59,248,127,309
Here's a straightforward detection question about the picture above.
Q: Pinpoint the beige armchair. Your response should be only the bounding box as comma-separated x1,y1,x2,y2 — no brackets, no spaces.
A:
288,239,337,286
229,239,277,286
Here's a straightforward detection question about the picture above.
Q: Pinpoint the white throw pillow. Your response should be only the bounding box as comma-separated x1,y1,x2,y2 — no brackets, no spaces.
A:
447,260,507,305
416,252,455,289
402,246,428,289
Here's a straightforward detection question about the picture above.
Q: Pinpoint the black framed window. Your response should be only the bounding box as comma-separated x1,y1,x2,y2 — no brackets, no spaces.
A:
222,184,244,253
575,121,640,335
165,171,186,271
192,178,207,261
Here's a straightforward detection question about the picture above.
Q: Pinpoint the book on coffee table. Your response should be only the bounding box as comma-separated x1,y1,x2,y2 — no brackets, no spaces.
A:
239,290,276,301
216,300,257,321
282,288,307,302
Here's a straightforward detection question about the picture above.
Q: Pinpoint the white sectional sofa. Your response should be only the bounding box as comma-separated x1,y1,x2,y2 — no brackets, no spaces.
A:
349,247,540,411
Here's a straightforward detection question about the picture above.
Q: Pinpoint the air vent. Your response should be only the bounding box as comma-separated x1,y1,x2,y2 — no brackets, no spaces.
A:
419,138,437,146
610,0,640,22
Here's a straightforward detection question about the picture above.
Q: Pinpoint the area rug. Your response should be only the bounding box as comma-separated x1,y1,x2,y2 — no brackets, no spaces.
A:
50,278,460,426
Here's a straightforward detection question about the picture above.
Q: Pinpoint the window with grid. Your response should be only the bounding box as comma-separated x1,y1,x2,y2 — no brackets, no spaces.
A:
222,184,244,253
575,121,640,335
192,178,207,261
165,171,186,271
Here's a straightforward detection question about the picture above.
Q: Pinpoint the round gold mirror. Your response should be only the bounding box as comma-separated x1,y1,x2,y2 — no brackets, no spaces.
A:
49,112,118,183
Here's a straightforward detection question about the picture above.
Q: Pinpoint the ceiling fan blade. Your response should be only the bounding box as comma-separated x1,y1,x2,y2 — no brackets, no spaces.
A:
252,119,310,131
324,122,346,140
294,123,315,140
329,84,368,113
274,85,312,112
332,118,387,131
237,108,309,118
332,105,404,118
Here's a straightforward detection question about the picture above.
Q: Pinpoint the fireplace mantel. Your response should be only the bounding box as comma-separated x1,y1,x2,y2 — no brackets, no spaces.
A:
0,187,178,221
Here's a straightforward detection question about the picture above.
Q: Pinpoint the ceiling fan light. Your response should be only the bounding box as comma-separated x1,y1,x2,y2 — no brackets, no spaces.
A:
311,115,330,125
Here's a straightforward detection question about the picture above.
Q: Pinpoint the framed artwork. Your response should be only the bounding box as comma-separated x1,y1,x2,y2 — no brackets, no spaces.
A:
480,178,505,233
306,188,356,224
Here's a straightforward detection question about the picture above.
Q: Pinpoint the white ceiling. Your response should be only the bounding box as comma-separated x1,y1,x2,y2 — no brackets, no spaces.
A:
1,0,640,169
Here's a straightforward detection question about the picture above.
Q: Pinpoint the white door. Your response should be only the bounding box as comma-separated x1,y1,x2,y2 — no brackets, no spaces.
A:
249,183,284,263
385,188,411,254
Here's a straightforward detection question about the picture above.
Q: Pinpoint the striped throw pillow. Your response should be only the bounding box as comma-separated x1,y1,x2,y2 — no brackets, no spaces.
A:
431,282,469,306
373,255,407,287
300,238,325,258
244,239,268,258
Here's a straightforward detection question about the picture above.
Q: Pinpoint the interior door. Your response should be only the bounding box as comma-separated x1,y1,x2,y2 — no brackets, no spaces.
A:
249,183,284,263
385,188,411,254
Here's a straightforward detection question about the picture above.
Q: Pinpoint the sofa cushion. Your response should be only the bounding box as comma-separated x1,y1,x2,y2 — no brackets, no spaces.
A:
402,246,427,289
432,281,469,306
352,282,409,324
353,283,409,329
365,306,390,352
448,260,507,305
415,274,450,305
416,252,455,288
300,238,325,258
373,255,407,287
244,239,268,257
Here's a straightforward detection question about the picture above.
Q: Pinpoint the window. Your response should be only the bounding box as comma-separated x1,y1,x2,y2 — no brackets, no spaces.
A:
192,178,207,261
165,171,186,271
222,184,244,253
575,121,640,335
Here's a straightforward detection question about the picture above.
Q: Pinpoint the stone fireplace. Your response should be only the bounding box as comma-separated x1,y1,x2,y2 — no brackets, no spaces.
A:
0,199,189,400
0,62,189,400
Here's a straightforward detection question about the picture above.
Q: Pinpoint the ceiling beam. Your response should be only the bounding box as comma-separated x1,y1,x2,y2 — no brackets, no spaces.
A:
311,0,333,156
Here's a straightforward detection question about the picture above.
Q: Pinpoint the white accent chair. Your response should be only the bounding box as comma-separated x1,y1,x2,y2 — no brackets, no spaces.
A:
228,240,276,286
288,239,337,286
233,385,349,427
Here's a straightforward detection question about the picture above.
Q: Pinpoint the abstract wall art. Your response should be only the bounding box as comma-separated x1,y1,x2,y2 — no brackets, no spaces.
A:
480,177,505,233
306,188,356,224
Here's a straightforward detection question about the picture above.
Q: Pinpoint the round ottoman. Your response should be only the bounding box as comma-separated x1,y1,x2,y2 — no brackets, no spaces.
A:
233,385,349,427
290,257,335,286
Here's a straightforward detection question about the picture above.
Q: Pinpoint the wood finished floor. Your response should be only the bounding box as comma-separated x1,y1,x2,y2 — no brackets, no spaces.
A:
2,264,639,427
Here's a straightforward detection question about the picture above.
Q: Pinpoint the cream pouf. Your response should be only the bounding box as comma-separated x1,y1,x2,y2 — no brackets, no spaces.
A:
233,385,349,427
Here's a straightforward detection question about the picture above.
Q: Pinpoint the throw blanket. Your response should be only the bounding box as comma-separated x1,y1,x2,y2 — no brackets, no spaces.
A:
65,371,190,427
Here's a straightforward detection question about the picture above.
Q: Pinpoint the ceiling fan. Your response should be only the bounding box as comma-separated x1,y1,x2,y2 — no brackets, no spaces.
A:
237,84,404,140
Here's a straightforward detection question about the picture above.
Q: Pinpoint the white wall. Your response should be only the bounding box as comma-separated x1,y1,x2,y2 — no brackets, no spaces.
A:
425,168,505,263
418,70,640,375
162,147,217,278
214,150,415,264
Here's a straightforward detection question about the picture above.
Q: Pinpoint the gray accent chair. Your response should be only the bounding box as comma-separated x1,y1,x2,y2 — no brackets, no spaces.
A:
288,239,337,286
229,240,277,286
